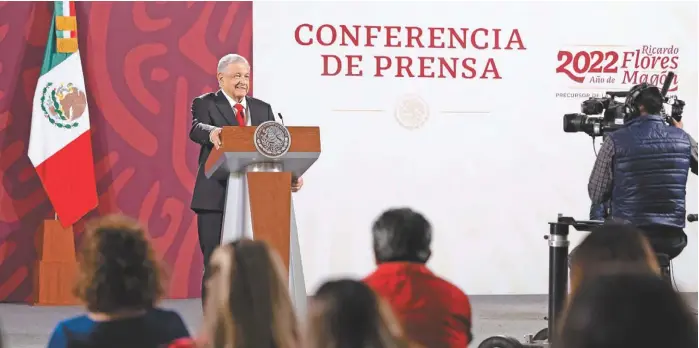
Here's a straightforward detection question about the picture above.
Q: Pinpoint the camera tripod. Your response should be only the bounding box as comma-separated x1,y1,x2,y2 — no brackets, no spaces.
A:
477,214,697,348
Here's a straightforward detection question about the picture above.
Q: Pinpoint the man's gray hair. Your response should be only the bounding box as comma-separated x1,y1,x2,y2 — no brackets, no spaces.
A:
217,54,250,73
371,207,432,263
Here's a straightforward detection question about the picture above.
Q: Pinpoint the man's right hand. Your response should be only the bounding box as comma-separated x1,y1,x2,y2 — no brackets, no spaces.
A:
671,117,684,129
209,127,222,149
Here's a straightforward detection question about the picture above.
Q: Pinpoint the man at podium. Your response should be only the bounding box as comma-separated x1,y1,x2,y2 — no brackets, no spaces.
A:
188,54,303,304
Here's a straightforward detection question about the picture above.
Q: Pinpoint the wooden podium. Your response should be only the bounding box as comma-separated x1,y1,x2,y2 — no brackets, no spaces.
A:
204,123,321,271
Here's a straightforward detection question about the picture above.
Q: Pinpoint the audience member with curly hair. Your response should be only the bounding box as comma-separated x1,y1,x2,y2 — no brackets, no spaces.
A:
47,215,190,348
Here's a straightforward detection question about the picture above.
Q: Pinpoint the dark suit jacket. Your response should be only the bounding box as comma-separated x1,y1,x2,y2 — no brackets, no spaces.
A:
189,90,275,212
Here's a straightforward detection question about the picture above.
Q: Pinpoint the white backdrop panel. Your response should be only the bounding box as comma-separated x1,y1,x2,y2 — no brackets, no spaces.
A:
252,1,698,294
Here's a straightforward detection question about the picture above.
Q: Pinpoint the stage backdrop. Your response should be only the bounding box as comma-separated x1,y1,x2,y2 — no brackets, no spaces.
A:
0,1,252,302
252,1,698,294
0,2,696,302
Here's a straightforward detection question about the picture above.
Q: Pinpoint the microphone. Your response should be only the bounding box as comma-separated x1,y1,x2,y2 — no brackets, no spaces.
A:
660,71,674,97
277,113,285,126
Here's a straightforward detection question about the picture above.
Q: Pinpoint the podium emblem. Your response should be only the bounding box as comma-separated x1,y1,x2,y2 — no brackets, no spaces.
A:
254,121,291,158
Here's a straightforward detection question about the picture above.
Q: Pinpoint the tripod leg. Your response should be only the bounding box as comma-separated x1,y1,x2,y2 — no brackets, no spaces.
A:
655,253,672,283
547,222,570,341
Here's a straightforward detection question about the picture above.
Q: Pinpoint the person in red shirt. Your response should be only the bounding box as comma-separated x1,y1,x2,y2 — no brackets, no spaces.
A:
363,208,473,348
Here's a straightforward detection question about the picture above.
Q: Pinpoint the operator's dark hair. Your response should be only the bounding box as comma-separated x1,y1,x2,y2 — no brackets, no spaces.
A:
634,85,664,115
371,207,432,264
554,273,697,348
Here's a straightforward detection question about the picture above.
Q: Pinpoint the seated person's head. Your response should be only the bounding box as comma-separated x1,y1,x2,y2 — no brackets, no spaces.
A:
202,239,298,348
554,273,697,348
74,214,164,313
306,279,409,348
372,208,431,264
569,223,660,294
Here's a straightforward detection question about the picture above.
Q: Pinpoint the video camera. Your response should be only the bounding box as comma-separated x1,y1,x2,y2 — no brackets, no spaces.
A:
563,71,685,137
563,92,627,137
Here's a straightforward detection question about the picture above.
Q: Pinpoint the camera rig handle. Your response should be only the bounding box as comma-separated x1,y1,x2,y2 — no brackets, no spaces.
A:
554,215,605,231
688,214,697,223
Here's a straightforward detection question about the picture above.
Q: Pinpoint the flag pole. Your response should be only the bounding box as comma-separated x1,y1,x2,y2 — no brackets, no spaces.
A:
31,0,84,306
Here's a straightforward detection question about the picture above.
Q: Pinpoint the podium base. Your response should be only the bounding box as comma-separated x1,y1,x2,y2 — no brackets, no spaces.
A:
32,261,79,306
32,220,80,306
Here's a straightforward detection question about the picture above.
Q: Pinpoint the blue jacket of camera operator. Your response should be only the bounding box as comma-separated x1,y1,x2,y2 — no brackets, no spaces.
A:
606,114,691,228
589,201,609,220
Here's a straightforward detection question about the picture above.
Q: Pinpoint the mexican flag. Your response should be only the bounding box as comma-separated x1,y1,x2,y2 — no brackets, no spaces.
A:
28,1,97,228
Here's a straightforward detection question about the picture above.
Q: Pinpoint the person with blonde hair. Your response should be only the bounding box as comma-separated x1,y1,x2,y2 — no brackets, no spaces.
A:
306,279,415,348
196,239,299,348
48,215,189,348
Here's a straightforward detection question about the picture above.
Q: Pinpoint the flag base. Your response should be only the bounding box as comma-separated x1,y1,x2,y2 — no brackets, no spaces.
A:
32,220,80,306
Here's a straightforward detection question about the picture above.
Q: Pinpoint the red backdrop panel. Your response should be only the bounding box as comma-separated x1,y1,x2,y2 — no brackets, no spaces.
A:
0,1,253,302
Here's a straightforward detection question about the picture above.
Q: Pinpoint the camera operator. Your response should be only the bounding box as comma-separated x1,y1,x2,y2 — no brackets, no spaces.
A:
587,83,698,260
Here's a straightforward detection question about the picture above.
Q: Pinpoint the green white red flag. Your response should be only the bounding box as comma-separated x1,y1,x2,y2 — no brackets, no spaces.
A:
28,1,97,227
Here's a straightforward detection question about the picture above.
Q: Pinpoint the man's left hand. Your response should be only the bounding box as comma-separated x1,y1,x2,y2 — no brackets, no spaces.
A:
292,177,304,192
